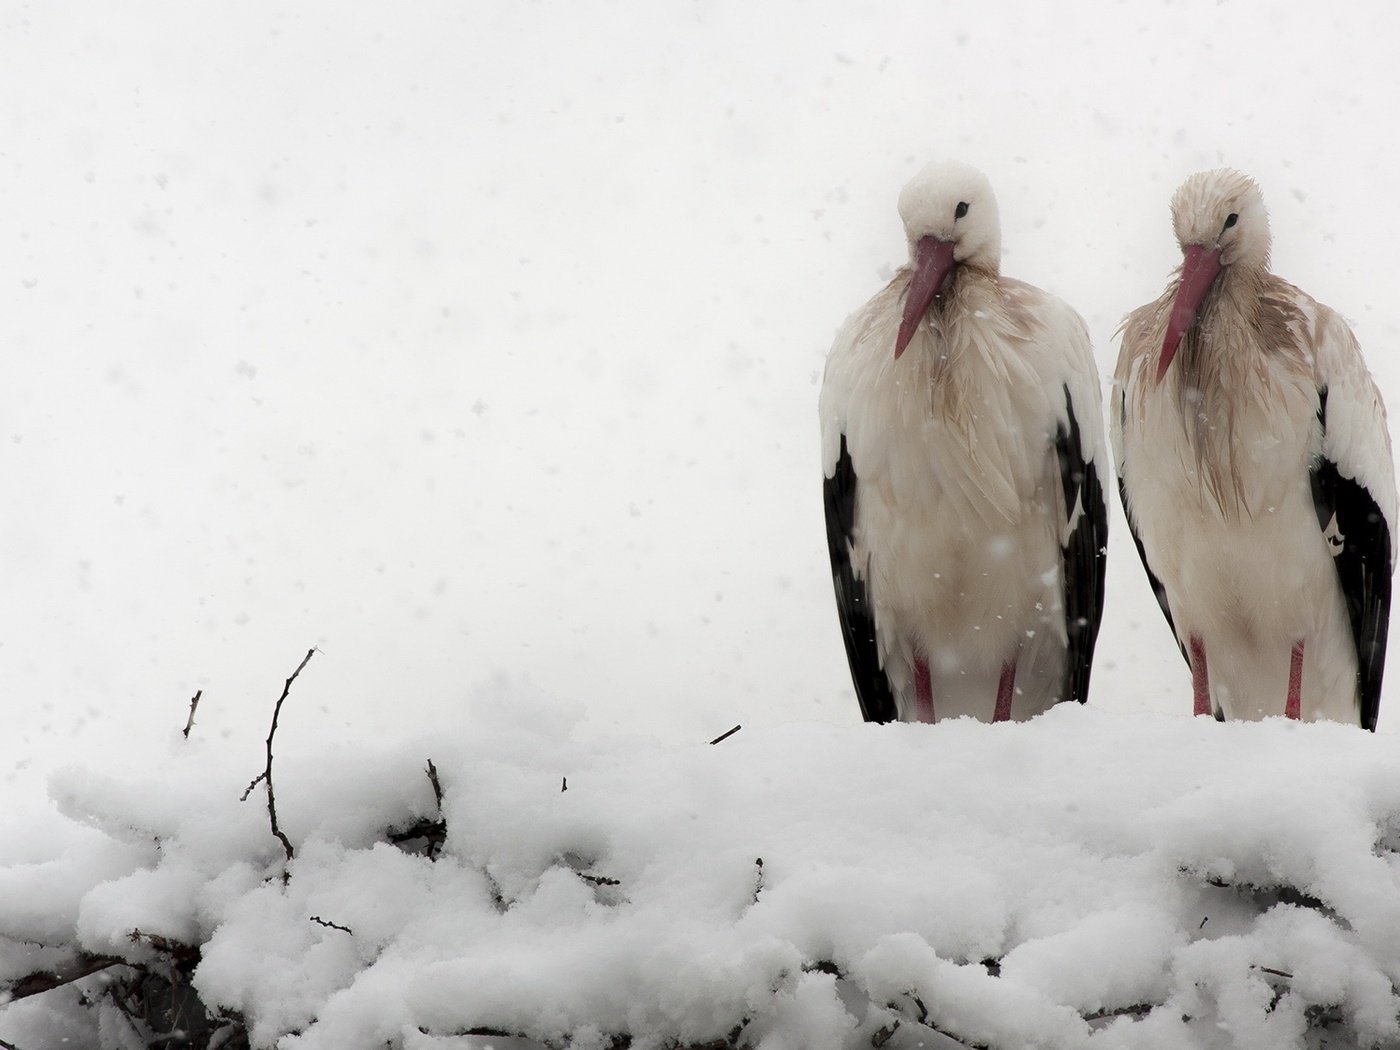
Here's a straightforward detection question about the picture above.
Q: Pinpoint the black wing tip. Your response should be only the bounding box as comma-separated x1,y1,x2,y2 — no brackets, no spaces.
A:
1057,385,1109,706
824,435,899,724
1313,387,1391,731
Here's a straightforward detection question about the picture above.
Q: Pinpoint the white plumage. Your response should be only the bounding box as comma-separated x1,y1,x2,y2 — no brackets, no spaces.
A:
820,161,1109,723
1113,169,1396,728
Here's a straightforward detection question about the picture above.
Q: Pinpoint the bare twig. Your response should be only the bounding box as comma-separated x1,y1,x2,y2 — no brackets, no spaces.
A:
1084,1003,1155,1023
3,952,126,1002
128,930,195,959
1255,965,1294,980
890,992,989,1050
709,725,742,745
562,776,568,792
239,772,264,802
426,759,443,809
0,1037,26,1050
389,817,447,858
310,916,353,935
577,872,621,887
752,858,765,904
872,1021,900,1048
1181,868,1328,912
241,648,316,864
385,760,450,861
181,689,203,740
906,993,928,1024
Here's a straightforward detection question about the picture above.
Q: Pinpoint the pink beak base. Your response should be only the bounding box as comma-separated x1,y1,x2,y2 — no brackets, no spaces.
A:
1157,244,1223,383
894,236,958,359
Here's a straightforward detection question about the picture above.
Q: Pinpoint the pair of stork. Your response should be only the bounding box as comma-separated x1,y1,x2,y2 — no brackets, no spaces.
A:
820,164,1395,730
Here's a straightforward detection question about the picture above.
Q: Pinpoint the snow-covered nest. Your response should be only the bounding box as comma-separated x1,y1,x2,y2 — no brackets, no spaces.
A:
5,699,1400,1050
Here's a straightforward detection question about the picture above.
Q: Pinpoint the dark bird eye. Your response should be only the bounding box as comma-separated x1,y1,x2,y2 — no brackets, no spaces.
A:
955,201,969,220
1223,212,1239,229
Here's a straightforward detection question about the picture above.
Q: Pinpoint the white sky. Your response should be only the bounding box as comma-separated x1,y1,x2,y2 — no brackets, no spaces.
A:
4,1,1400,802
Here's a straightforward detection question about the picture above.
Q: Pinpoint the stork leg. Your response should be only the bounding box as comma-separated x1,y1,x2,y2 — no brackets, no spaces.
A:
1285,640,1305,720
993,659,1016,723
914,655,934,723
1189,633,1211,717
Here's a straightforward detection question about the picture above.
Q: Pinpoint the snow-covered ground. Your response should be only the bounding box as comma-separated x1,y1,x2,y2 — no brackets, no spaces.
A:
5,2,1400,1047
5,702,1400,1049
5,1,1400,775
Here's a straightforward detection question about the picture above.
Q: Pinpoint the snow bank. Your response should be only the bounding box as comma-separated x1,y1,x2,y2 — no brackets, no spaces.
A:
4,705,1400,1049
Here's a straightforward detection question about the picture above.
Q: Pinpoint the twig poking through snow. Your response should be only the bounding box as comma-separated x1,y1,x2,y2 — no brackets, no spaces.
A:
752,858,764,904
309,916,353,935
577,873,621,887
892,992,988,1050
562,776,568,792
239,648,316,865
906,993,928,1024
182,689,202,740
426,758,444,809
1084,1004,1155,1023
709,725,742,745
871,1020,900,1047
2,952,125,1002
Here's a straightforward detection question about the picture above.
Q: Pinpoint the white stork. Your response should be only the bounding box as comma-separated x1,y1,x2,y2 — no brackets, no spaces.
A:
819,161,1109,724
1113,168,1396,729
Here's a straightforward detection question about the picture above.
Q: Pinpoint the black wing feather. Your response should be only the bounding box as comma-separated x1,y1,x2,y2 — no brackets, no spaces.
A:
1310,387,1392,731
824,434,898,723
1054,384,1108,705
1117,476,1189,667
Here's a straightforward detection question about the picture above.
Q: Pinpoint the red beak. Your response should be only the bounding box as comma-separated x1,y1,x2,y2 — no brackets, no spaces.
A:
1157,244,1223,383
895,236,957,359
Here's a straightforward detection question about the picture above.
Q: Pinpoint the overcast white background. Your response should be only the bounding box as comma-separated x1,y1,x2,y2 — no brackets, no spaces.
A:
4,1,1400,808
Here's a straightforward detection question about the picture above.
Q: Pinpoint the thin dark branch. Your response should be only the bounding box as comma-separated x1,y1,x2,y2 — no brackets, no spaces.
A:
246,648,316,864
1255,965,1294,980
561,775,568,793
709,724,742,745
181,689,202,740
1181,868,1329,912
752,858,765,904
388,816,448,861
906,993,928,1025
0,1037,25,1050
4,953,127,1002
309,915,353,935
426,759,443,810
239,771,266,803
128,929,199,962
577,872,621,887
1084,1004,1155,1023
890,992,990,1049
872,1021,900,1048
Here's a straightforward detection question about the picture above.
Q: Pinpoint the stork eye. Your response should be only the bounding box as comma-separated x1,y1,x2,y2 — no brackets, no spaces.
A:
955,201,969,220
1223,212,1239,230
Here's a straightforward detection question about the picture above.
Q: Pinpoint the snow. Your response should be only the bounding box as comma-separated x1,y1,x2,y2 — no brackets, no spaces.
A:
6,0,1400,781
6,705,1400,1048
4,1,1400,1047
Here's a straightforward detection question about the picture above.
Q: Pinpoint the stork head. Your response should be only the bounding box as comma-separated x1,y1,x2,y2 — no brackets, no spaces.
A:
893,161,1002,359
1157,168,1271,382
